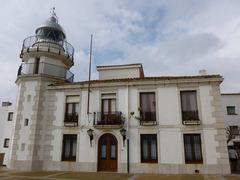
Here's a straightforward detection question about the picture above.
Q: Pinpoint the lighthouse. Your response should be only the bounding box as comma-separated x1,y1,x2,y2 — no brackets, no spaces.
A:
10,9,75,170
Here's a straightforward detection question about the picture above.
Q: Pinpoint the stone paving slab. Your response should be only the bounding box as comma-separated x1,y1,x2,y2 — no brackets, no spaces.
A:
0,170,240,180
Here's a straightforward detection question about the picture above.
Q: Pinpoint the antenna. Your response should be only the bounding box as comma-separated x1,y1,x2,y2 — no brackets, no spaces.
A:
87,34,93,115
50,7,58,22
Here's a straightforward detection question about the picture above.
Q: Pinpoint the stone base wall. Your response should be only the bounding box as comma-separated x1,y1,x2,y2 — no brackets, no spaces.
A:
9,160,43,171
10,160,230,174
130,163,230,174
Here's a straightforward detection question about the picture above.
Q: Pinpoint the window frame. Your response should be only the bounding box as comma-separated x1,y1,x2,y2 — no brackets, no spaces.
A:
3,138,10,148
183,134,203,164
7,112,13,121
139,92,156,122
180,90,199,122
140,134,158,163
24,119,29,126
227,106,237,115
64,102,79,123
61,134,77,161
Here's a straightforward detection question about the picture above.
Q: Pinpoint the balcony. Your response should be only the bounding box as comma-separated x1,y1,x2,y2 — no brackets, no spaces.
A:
93,111,124,129
182,110,200,125
64,113,78,127
20,35,74,62
140,111,157,126
17,62,74,82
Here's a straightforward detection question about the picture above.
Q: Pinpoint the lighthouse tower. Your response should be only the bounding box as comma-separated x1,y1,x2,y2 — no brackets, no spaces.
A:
10,9,74,170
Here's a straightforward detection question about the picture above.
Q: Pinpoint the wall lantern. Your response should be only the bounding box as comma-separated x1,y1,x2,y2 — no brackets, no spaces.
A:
120,128,126,146
87,129,94,147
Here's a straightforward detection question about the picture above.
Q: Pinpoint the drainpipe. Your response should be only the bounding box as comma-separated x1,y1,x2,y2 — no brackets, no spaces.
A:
127,139,129,173
127,84,130,173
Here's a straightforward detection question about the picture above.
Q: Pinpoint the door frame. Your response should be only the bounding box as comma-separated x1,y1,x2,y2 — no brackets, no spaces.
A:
97,133,118,172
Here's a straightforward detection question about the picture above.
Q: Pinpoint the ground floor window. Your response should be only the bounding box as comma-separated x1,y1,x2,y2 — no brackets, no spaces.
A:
140,134,158,163
183,134,203,163
62,134,77,161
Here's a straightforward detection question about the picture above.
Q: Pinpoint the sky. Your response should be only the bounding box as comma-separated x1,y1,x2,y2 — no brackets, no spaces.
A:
0,0,240,102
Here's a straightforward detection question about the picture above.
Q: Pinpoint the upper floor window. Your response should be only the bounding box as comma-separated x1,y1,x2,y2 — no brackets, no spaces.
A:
183,134,203,164
62,134,77,161
140,134,158,163
180,91,199,122
227,106,237,115
94,93,123,126
64,96,79,124
101,93,116,114
3,138,10,148
7,112,13,121
139,92,156,123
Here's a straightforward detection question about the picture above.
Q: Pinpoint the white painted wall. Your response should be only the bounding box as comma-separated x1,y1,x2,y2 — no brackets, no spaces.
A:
160,130,183,164
0,102,15,166
203,129,218,164
98,68,140,80
222,94,240,127
199,86,215,125
48,83,223,167
17,81,37,161
158,87,180,125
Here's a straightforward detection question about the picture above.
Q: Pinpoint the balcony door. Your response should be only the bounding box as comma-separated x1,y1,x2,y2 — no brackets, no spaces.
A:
98,133,118,172
101,94,116,124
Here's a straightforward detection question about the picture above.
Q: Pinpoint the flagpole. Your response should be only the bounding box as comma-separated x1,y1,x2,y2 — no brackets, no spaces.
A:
87,34,93,115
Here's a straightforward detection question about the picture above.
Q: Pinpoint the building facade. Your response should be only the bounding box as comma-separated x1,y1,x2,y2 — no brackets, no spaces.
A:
222,93,240,150
9,12,230,174
0,102,15,166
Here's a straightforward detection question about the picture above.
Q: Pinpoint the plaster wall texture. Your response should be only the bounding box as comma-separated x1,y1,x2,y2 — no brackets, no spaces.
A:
0,103,15,166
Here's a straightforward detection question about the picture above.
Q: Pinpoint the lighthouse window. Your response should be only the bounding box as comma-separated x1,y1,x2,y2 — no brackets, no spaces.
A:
34,58,40,74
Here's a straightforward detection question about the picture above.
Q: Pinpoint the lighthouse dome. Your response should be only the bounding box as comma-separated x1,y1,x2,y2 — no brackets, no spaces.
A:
35,11,66,42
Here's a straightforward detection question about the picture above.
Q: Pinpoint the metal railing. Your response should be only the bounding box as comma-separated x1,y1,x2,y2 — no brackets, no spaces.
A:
140,111,157,125
17,62,74,82
21,35,74,61
182,110,199,121
93,111,124,125
64,113,78,123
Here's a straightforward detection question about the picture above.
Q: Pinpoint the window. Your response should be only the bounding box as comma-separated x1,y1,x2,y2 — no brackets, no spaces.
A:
180,91,199,121
3,138,10,148
140,92,156,122
34,58,40,74
183,134,203,164
227,106,236,115
24,119,29,126
101,93,117,123
62,134,77,161
230,126,239,136
7,112,13,121
140,134,158,163
65,96,79,124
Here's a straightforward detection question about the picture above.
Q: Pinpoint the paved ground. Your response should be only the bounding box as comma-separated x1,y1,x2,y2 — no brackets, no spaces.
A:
0,170,240,180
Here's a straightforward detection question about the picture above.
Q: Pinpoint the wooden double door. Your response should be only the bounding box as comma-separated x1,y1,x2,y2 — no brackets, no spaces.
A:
98,133,118,172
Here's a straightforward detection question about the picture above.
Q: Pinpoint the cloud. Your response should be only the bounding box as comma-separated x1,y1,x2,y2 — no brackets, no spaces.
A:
0,0,240,102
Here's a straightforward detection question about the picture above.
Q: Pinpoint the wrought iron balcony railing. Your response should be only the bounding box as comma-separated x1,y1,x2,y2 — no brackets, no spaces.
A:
93,111,124,126
182,110,200,125
17,62,74,82
182,110,199,121
21,35,74,61
140,111,157,125
64,113,78,124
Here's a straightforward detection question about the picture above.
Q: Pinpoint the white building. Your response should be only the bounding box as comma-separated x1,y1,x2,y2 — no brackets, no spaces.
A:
222,93,240,147
0,101,15,166
9,12,230,174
